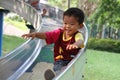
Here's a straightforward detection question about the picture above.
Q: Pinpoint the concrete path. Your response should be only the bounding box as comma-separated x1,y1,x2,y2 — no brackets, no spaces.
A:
3,22,29,37
18,62,54,80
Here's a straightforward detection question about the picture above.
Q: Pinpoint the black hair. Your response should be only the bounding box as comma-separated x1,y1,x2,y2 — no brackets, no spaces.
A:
63,7,85,24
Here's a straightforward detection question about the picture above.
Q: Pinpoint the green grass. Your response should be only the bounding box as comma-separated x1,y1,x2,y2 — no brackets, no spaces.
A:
4,17,28,31
84,49,120,80
2,35,26,56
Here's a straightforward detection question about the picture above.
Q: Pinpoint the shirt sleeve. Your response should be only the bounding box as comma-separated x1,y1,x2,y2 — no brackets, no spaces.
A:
75,33,84,48
45,29,61,44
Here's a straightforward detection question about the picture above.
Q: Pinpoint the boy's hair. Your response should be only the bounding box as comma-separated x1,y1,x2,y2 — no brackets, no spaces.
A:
63,8,85,24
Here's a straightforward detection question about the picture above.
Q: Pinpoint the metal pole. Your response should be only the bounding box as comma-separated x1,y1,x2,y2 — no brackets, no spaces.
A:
0,9,3,56
68,0,70,8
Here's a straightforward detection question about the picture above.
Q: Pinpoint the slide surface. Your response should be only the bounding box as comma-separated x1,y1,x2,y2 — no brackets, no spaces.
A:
0,0,88,80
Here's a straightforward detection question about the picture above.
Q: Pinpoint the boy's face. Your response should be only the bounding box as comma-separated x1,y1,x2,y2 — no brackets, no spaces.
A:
63,16,83,36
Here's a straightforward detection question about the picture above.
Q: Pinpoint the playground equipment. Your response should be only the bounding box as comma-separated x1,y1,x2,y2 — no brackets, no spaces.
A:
0,0,88,80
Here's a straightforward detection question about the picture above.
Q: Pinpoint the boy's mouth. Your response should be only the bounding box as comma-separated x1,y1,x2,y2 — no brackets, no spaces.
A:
65,30,71,34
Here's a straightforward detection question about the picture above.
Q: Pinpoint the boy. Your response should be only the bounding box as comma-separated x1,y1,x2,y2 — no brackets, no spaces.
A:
22,7,85,78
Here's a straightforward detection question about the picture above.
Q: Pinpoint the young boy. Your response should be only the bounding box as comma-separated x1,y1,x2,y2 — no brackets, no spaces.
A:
22,7,85,75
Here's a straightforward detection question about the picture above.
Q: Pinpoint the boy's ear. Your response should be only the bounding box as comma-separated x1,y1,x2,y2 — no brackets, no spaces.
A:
79,23,84,28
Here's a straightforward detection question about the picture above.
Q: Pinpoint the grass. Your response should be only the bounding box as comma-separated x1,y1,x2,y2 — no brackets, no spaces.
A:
84,49,120,80
2,17,27,56
2,34,26,56
4,17,28,31
2,35,120,80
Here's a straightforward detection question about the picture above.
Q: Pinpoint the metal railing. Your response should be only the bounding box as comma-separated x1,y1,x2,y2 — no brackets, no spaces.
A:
0,0,42,30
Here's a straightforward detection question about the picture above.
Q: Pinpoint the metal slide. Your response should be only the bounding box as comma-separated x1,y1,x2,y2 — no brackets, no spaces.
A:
0,0,43,80
0,0,88,80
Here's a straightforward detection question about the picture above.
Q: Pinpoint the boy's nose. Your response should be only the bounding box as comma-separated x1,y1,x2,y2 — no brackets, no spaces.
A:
66,24,70,28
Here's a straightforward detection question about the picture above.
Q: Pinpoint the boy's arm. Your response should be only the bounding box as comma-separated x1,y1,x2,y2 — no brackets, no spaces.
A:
66,33,84,50
22,32,47,39
66,39,84,50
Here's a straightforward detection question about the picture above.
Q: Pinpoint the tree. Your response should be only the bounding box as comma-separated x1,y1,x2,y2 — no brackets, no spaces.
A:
88,0,120,39
48,0,78,10
77,0,99,17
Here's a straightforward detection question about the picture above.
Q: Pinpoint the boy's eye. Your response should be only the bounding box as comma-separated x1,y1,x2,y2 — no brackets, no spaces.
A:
71,24,74,25
64,23,67,25
70,24,75,26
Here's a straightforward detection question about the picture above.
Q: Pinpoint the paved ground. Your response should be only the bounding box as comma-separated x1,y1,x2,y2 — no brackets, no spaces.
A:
19,62,54,80
3,22,29,37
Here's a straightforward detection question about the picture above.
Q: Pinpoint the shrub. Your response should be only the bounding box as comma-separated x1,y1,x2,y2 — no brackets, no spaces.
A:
87,38,120,53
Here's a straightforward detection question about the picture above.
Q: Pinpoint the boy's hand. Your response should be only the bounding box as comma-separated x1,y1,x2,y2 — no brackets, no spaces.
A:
66,40,84,50
22,33,36,39
66,44,78,50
